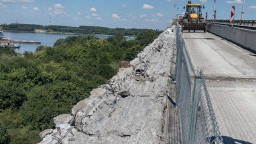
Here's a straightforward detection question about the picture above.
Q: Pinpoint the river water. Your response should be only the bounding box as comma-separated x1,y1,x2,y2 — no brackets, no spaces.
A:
2,32,134,53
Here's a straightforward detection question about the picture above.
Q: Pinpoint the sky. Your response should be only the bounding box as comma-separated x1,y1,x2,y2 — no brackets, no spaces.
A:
0,0,256,30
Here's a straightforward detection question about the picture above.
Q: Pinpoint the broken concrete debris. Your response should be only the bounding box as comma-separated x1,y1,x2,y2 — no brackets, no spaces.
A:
39,26,176,144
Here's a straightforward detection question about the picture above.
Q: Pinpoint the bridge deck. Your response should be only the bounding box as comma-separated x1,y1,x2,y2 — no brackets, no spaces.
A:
183,32,256,143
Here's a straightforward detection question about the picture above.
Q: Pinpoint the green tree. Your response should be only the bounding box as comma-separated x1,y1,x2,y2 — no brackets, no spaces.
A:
21,82,87,130
0,123,10,144
124,44,143,61
0,47,16,56
0,31,160,143
0,81,26,110
136,30,157,46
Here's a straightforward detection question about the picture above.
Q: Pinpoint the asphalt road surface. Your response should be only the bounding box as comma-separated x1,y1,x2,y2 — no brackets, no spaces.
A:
183,32,256,143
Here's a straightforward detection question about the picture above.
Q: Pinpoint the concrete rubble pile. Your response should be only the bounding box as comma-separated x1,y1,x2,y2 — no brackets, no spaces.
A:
39,26,176,144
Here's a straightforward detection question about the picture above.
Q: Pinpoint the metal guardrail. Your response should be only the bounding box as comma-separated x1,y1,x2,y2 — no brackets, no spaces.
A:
207,19,256,29
174,25,223,144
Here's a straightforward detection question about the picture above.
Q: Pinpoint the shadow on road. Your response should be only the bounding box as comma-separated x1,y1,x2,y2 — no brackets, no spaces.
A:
222,136,253,144
183,37,214,40
209,136,253,144
182,31,206,33
167,96,176,107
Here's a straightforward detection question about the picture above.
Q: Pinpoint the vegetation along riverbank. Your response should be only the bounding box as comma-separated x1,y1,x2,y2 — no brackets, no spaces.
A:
0,30,159,144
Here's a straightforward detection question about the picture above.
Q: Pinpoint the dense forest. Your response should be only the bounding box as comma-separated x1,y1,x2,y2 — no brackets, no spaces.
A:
0,30,159,144
1,23,162,36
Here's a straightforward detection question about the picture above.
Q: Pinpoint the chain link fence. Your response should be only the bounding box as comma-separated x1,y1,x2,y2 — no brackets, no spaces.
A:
174,25,223,144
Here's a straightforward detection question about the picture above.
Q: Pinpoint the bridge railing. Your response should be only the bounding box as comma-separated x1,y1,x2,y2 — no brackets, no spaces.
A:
207,19,256,27
174,25,223,144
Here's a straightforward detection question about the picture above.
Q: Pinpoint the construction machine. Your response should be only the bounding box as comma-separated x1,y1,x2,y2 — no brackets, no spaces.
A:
181,1,206,32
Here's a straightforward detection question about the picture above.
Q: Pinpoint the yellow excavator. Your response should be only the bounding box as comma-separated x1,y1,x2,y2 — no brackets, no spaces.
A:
181,1,206,32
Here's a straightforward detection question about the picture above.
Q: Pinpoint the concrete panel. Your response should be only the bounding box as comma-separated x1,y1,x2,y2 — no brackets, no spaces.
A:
208,24,256,52
183,32,256,143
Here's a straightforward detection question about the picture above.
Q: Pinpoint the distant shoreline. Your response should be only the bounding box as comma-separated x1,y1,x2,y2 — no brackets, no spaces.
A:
3,30,77,35
3,30,135,38
1,23,159,37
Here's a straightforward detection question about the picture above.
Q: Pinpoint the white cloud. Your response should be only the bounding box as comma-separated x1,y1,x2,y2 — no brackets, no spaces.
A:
22,5,27,9
111,14,126,21
33,6,39,11
86,15,90,19
112,14,120,19
53,4,64,9
249,5,256,9
156,13,164,17
142,4,154,10
90,7,97,12
92,13,98,17
122,4,127,8
20,0,33,3
52,4,65,15
226,0,242,4
140,14,147,18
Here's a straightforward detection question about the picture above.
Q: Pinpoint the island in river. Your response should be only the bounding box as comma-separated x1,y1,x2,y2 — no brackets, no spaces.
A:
1,23,162,36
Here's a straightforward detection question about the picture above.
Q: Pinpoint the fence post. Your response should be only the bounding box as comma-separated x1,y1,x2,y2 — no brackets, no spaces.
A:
174,26,180,82
188,76,202,144
176,42,184,107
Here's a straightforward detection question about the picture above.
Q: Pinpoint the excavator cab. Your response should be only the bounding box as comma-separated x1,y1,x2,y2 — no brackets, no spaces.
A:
181,1,206,32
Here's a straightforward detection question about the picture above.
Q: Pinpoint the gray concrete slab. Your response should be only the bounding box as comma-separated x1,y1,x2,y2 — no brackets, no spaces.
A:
183,32,256,143
207,81,256,143
208,24,256,52
183,32,256,79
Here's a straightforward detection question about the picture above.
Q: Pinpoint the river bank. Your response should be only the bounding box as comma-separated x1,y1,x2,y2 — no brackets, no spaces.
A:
3,30,135,38
3,30,77,35
1,23,157,37
2,31,135,53
39,26,176,144
2,31,74,53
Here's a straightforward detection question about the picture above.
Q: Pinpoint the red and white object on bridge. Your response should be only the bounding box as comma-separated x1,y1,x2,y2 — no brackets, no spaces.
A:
230,6,235,23
213,10,216,20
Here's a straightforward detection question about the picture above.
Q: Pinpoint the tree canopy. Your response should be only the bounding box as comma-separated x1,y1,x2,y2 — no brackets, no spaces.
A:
0,30,160,143
1,23,162,36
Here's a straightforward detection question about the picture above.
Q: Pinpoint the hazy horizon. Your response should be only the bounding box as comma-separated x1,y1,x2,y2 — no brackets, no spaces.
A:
1,0,256,30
